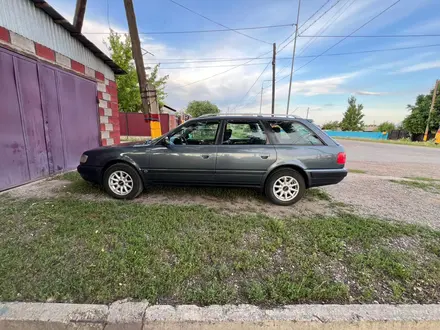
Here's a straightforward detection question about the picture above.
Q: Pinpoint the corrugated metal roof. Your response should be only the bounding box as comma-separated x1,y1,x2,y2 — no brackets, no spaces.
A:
28,0,124,75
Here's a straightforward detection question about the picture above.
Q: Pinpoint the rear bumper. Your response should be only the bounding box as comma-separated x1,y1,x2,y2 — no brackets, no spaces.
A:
77,165,103,184
307,168,347,187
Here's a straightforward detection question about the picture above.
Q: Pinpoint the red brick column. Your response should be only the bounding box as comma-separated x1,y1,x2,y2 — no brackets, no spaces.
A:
97,74,120,146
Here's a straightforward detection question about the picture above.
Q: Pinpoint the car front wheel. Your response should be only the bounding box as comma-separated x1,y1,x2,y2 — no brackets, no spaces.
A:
103,163,143,200
265,169,305,206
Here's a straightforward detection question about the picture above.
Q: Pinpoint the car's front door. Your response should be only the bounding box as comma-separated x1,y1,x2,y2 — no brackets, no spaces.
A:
148,120,220,184
215,120,276,185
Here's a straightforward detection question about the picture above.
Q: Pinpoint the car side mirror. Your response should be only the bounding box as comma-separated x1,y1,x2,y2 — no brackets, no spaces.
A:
162,137,171,147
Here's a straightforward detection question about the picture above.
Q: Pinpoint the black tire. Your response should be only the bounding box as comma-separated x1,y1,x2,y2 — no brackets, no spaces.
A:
264,168,306,206
103,163,143,200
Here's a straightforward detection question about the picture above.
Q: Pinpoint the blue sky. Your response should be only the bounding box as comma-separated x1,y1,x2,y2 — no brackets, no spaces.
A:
51,0,440,124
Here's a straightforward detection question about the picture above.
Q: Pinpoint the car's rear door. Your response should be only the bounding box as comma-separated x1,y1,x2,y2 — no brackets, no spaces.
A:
148,120,219,183
215,119,276,185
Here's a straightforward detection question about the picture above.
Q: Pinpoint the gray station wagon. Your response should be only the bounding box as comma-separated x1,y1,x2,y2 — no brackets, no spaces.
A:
78,114,347,205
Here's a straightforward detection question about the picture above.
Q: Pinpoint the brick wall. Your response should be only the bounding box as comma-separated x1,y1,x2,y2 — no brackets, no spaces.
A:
0,26,120,146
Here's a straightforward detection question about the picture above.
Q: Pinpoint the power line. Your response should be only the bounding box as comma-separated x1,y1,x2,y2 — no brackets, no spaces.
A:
299,34,440,38
275,0,341,77
82,23,294,35
153,62,273,69
300,0,344,35
300,0,333,29
167,0,271,44
277,0,335,54
276,0,337,54
146,57,291,64
180,50,273,87
150,43,440,66
276,0,402,83
298,0,356,56
231,62,272,111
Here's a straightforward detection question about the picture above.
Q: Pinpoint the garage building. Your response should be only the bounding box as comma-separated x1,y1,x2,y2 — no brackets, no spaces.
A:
0,0,124,191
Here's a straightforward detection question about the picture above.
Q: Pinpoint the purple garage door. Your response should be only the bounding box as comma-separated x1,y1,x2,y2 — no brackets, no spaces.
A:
0,47,99,191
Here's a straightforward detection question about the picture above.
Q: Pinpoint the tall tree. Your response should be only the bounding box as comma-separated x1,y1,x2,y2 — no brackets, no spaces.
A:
403,90,440,134
186,101,220,118
106,30,169,112
340,96,365,131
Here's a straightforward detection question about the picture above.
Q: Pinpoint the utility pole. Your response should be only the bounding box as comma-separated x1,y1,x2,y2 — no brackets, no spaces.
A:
123,0,161,138
259,83,264,114
271,43,276,114
306,107,310,119
286,0,301,115
424,79,439,141
73,0,87,32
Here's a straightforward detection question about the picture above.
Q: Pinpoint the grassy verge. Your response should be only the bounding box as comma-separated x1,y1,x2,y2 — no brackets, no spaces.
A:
390,179,440,194
1,196,439,305
404,177,440,182
336,137,440,148
348,169,367,174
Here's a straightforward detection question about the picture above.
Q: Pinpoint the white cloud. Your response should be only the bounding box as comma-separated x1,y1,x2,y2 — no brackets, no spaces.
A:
354,91,386,96
398,61,440,73
276,72,360,96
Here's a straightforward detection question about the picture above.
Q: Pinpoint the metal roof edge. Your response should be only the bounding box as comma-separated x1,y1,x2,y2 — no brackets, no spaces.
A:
29,0,126,75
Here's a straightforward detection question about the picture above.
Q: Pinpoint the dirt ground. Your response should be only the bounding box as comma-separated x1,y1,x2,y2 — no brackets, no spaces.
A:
3,137,440,228
3,160,439,229
2,178,343,219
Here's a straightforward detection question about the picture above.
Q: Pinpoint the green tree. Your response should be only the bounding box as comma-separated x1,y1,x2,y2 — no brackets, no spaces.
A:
186,101,220,118
340,96,365,131
107,30,168,112
402,90,440,134
376,121,396,133
321,121,339,130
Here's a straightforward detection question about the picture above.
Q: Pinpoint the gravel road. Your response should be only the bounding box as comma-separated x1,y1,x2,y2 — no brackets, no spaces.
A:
339,139,440,178
324,140,440,229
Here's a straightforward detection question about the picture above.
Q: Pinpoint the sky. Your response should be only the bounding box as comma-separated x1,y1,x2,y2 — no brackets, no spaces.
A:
50,0,440,125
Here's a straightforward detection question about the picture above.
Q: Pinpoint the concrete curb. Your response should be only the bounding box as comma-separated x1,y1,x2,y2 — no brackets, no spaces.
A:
1,301,440,329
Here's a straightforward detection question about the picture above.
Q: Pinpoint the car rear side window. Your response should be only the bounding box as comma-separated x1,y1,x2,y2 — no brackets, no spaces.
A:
267,121,324,145
222,121,267,145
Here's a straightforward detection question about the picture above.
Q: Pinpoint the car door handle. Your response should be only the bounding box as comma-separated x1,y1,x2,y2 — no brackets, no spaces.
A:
201,154,210,159
260,154,270,159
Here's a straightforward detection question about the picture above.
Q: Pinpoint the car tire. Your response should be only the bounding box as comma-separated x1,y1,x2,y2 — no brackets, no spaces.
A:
103,163,143,200
265,168,306,206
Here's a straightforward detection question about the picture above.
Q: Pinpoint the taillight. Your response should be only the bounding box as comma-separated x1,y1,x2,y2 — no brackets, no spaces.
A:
336,152,346,165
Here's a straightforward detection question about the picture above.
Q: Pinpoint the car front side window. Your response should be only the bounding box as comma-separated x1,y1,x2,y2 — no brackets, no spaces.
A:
169,121,219,145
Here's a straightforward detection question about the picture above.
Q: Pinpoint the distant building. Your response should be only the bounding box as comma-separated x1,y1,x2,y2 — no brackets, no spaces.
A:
363,125,378,132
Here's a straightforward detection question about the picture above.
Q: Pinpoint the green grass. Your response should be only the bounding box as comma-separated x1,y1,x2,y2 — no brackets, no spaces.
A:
1,196,439,305
348,169,367,174
336,137,440,148
305,188,331,201
390,179,440,194
53,171,104,195
404,177,440,182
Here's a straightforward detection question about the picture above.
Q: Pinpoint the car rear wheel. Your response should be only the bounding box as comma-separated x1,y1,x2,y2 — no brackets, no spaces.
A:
103,163,143,200
265,169,305,206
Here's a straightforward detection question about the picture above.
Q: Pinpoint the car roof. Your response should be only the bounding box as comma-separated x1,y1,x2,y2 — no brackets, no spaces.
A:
189,114,307,122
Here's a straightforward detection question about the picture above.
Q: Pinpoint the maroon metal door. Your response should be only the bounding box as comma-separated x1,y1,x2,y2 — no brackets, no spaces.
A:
0,49,31,189
56,70,99,169
0,47,99,191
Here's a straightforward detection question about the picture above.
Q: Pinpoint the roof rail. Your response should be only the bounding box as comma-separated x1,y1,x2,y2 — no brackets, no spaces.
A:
197,113,301,118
